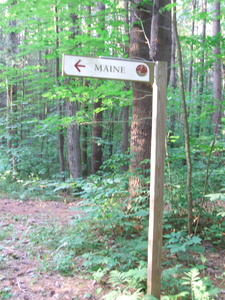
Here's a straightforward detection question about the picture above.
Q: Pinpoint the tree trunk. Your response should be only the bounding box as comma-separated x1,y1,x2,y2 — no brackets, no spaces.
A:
6,14,19,171
92,99,103,174
169,6,176,137
129,0,152,196
172,0,193,235
150,0,172,142
213,0,222,134
150,0,171,77
66,100,82,179
91,2,105,174
122,104,129,155
81,102,89,177
54,5,65,179
121,0,130,170
196,0,207,137
187,0,196,93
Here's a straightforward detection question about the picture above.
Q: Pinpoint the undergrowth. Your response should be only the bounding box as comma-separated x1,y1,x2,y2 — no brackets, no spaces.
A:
0,150,225,299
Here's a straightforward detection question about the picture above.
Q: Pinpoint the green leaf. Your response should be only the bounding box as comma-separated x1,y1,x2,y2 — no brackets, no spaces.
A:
133,209,149,218
162,3,177,12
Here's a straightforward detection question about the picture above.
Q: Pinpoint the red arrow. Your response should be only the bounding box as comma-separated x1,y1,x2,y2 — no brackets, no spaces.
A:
74,60,85,72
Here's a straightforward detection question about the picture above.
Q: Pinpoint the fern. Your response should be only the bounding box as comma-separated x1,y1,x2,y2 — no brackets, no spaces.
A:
92,268,109,283
104,269,144,299
182,268,201,299
125,264,147,289
182,268,221,299
182,267,201,283
108,270,129,287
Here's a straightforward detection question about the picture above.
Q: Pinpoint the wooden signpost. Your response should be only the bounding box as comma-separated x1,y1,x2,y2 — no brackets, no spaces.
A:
147,61,167,298
62,55,167,299
62,54,155,83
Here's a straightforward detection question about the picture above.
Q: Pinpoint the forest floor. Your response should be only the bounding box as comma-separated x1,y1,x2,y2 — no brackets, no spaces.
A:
0,197,225,300
0,197,108,300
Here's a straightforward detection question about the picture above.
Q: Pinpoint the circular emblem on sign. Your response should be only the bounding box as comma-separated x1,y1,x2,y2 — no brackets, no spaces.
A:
136,64,148,76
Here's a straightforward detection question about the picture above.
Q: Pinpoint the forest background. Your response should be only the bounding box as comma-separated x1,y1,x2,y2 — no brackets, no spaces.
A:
0,0,225,299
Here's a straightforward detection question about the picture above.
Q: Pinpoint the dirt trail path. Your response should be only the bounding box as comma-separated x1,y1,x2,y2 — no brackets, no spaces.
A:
0,198,103,300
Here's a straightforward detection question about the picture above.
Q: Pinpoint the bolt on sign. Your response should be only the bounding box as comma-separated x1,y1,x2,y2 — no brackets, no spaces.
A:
62,54,155,83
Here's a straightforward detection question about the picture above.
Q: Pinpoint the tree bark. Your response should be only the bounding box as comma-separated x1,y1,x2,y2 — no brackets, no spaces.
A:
150,0,171,78
122,105,129,156
169,5,176,137
92,99,103,174
66,100,82,179
129,0,152,196
81,101,89,177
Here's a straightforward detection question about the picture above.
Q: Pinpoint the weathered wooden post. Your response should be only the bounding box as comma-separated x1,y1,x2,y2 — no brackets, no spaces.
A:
147,61,167,298
62,55,167,298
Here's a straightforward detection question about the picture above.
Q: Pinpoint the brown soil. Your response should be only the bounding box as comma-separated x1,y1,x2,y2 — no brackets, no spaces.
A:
0,198,106,300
